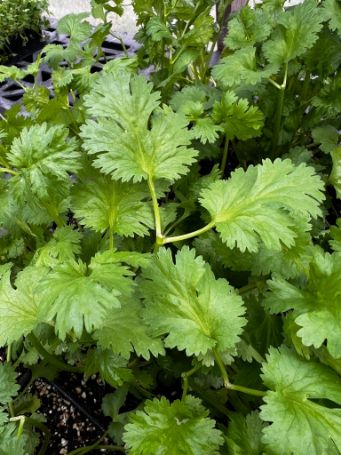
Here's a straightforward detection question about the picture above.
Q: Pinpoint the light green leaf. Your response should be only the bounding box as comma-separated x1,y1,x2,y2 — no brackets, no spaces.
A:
200,159,324,252
225,7,272,50
57,13,92,42
0,265,45,346
7,123,80,202
260,346,341,455
81,72,198,182
311,125,339,154
212,46,276,87
95,298,164,360
226,411,267,455
0,363,18,404
192,118,223,144
38,251,135,339
212,91,264,141
123,395,224,455
263,0,324,65
33,227,82,267
84,348,132,387
323,0,341,37
72,167,153,237
265,250,341,358
330,147,341,199
141,247,246,361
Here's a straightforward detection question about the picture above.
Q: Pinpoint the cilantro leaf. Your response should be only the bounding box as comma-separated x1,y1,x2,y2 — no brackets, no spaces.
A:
94,298,164,360
260,346,341,455
226,411,267,455
225,7,272,50
323,0,341,37
85,348,132,387
38,251,135,339
212,91,264,141
123,395,224,455
81,72,198,182
0,265,45,346
212,47,276,87
265,250,341,358
263,0,324,65
330,147,341,199
200,159,324,252
72,167,153,237
311,125,339,154
33,227,82,267
6,123,80,202
0,363,18,404
141,247,246,361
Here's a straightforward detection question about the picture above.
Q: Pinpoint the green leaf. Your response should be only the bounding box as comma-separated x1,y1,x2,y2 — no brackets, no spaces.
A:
212,91,264,141
38,251,135,339
0,363,18,404
311,125,339,154
95,298,164,360
123,395,224,455
192,118,223,144
7,123,80,202
330,147,341,199
0,424,26,455
141,247,246,362
81,72,198,182
323,0,341,37
33,227,82,267
200,159,324,252
226,411,267,455
330,219,341,252
263,0,324,65
212,46,276,87
265,250,341,359
225,7,272,50
84,348,132,387
72,167,153,237
57,13,92,43
0,265,45,346
260,346,341,455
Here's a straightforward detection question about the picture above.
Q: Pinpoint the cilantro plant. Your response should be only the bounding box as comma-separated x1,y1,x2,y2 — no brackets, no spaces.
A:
0,0,48,63
0,0,340,453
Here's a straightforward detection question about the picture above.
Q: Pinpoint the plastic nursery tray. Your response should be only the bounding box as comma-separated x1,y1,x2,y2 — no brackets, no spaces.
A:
0,18,138,113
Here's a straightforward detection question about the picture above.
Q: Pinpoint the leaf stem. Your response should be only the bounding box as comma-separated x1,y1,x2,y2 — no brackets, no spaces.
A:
147,176,163,248
229,384,266,397
220,138,229,176
0,167,17,175
214,350,265,397
27,333,81,374
162,220,215,245
271,62,288,157
181,364,202,400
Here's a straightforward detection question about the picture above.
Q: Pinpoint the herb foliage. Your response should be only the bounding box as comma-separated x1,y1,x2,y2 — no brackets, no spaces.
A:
0,0,340,453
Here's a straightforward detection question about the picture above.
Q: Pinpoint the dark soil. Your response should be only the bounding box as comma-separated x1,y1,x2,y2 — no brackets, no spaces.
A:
31,373,114,454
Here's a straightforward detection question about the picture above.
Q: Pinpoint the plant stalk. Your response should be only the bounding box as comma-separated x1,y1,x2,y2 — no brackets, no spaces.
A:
27,333,81,374
220,138,229,175
162,220,215,245
147,176,163,249
271,63,288,157
182,364,202,400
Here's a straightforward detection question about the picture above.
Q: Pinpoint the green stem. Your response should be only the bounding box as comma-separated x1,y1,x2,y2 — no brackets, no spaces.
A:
214,350,265,397
0,167,17,175
67,432,108,455
213,350,230,388
109,227,114,251
164,211,190,236
229,384,266,397
220,138,229,175
27,334,81,374
147,176,163,249
162,220,215,245
271,63,288,158
182,364,202,400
